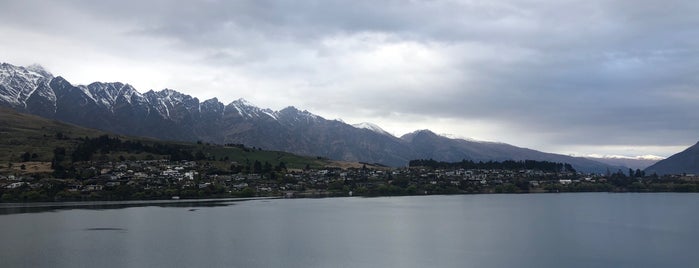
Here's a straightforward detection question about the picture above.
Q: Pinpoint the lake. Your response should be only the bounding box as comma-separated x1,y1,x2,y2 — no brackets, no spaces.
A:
1,193,697,267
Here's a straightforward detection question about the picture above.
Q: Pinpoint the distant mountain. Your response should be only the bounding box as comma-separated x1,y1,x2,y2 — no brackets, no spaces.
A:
645,142,699,175
0,62,621,172
400,130,623,173
585,155,662,170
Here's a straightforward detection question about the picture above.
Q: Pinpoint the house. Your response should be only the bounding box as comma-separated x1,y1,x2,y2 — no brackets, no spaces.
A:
5,182,26,189
84,185,104,191
162,169,179,177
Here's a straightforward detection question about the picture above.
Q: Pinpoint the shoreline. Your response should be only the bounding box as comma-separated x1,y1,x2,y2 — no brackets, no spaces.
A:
2,190,697,208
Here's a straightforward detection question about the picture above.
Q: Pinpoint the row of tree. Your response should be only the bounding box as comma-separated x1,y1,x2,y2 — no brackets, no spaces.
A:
70,135,198,162
409,159,576,173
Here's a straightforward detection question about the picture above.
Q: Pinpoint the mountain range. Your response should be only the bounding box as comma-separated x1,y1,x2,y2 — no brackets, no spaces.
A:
0,62,669,173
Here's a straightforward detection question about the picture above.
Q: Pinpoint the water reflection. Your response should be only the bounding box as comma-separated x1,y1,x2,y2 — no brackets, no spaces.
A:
0,197,266,215
84,227,127,231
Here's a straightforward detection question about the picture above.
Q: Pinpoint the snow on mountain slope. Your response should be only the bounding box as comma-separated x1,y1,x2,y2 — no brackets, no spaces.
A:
87,82,146,110
584,154,665,161
352,122,393,137
278,106,324,125
201,97,224,115
228,98,280,120
0,63,54,107
584,154,664,170
144,89,199,118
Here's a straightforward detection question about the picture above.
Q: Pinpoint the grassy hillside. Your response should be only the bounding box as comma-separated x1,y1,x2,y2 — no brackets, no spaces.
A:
0,108,332,174
0,107,106,163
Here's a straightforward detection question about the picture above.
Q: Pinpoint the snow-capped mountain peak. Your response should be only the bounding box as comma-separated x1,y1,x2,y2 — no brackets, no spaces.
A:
635,155,666,161
87,82,144,108
582,154,665,170
228,98,279,120
142,88,201,118
231,98,255,107
399,129,436,142
0,63,52,79
352,122,392,136
437,133,485,142
584,154,666,161
0,62,54,107
159,88,189,102
25,64,52,78
201,97,224,115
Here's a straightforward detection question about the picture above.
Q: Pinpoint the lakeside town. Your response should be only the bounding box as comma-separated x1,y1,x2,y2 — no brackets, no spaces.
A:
2,158,698,202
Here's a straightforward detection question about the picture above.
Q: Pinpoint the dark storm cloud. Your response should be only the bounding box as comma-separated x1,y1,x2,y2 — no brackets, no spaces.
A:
2,0,698,154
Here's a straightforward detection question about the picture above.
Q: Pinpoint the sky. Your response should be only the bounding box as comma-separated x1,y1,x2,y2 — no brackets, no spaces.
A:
1,0,698,158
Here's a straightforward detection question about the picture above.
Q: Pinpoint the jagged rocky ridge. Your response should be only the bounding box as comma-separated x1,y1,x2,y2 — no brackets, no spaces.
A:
0,62,620,172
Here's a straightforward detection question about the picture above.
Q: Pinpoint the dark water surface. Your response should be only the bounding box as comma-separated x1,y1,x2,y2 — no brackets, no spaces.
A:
1,193,697,267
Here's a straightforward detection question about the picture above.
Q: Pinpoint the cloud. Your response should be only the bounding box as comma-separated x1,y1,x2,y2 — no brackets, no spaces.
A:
1,0,698,157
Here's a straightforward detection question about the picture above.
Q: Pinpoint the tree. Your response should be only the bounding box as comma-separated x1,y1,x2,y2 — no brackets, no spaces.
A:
230,164,242,173
21,152,31,162
275,161,287,171
262,161,273,173
52,147,66,164
634,169,644,178
240,187,255,197
392,177,410,188
328,181,344,191
52,147,68,178
195,150,206,160
253,160,262,174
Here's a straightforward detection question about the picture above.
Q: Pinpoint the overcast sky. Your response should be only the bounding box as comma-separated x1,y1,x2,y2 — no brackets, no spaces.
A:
1,0,698,158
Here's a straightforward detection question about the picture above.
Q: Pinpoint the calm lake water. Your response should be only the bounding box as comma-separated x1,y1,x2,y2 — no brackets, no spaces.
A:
1,193,697,268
